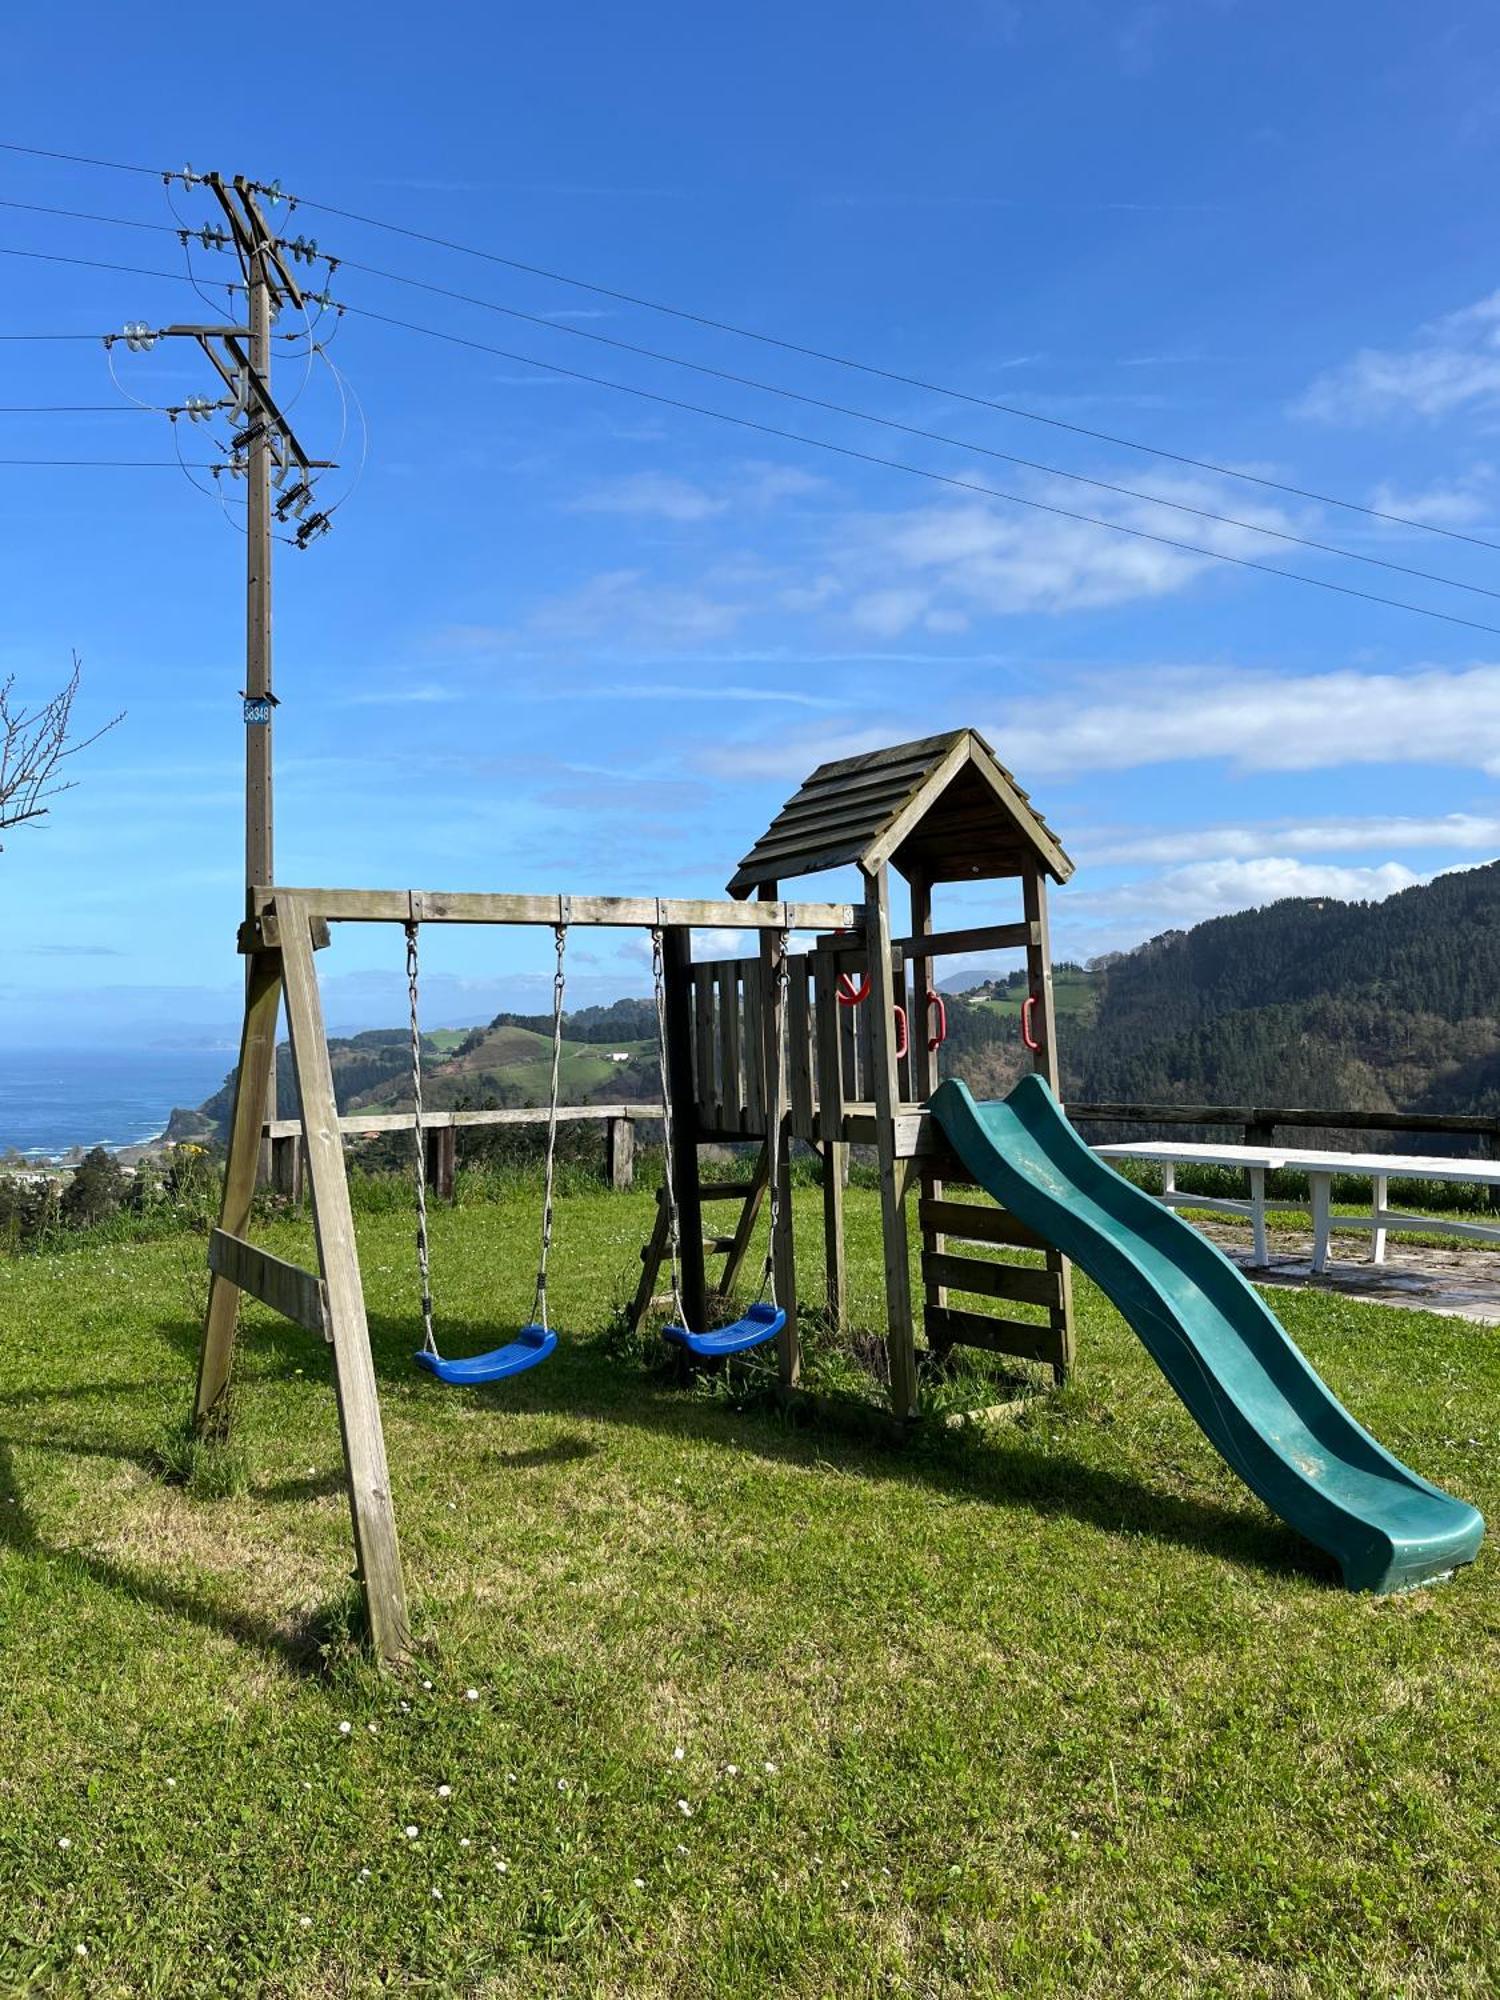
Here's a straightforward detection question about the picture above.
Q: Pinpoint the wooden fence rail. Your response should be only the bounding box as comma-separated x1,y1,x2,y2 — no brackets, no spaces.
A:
262,1104,651,1200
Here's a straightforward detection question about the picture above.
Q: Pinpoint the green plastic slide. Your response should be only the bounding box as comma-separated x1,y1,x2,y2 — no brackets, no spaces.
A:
929,1075,1484,1592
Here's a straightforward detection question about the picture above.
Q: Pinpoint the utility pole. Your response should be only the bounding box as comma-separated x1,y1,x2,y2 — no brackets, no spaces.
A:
107,169,338,1166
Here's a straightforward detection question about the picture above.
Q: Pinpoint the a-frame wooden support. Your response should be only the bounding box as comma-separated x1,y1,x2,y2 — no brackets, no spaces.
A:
193,896,411,1665
627,1141,770,1332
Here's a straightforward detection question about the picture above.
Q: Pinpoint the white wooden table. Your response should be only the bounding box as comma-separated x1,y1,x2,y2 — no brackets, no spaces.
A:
1092,1139,1500,1273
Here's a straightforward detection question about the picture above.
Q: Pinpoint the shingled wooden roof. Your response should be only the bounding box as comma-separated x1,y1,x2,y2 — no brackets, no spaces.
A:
726,729,1072,895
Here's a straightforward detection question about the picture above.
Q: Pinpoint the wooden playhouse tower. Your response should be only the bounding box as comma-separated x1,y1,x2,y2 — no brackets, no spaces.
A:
646,727,1077,1418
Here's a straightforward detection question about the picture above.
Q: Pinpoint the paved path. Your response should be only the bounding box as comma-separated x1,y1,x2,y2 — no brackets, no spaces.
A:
1199,1220,1500,1325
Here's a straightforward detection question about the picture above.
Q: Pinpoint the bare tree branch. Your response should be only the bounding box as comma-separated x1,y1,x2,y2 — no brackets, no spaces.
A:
0,654,123,849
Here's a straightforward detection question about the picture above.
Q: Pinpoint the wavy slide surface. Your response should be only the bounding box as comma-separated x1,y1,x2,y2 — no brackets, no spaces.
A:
929,1075,1484,1592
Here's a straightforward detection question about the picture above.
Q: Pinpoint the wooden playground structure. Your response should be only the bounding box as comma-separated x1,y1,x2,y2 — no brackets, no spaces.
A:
195,729,1075,1660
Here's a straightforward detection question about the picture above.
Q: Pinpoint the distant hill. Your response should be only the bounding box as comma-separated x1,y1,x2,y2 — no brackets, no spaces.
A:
182,1004,661,1142
176,864,1500,1142
1066,860,1500,1117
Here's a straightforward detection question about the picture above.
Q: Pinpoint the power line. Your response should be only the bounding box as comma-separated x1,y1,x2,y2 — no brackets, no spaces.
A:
4,135,1490,555
341,299,1500,639
333,251,1500,604
0,139,160,176
0,456,220,466
0,332,117,341
0,196,177,234
295,194,1500,556
10,217,1490,602
0,404,152,412
0,243,237,291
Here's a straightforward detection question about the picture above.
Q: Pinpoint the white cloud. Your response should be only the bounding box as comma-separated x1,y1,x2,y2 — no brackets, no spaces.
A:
1367,472,1494,529
570,462,821,525
1084,811,1500,866
571,473,729,523
707,663,1500,782
830,475,1300,629
988,664,1500,777
1063,857,1425,933
1297,292,1500,424
528,568,745,647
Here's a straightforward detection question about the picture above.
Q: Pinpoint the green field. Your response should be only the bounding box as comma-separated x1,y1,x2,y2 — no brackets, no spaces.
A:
0,1178,1496,1996
969,970,1101,1028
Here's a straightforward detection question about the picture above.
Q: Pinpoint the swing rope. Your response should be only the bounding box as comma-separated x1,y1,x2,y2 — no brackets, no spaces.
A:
407,904,571,1362
405,917,438,1358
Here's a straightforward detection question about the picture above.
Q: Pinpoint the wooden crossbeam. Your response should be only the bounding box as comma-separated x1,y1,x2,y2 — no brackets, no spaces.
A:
208,1229,328,1338
263,1104,643,1140
922,1251,1062,1309
925,1304,1066,1364
253,887,857,932
890,920,1034,958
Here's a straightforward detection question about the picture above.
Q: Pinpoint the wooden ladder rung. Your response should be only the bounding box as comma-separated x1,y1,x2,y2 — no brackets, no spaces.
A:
700,1181,758,1201
704,1234,737,1254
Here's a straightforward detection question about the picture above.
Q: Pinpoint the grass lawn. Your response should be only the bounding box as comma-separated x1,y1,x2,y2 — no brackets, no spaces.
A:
0,1179,1496,1996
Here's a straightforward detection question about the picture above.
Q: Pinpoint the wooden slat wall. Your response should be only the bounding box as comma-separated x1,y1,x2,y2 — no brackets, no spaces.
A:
693,967,716,1128
788,964,815,1138
742,963,763,1135
718,962,742,1130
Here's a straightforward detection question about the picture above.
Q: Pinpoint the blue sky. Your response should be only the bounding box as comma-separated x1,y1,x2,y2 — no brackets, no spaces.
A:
4,0,1500,1044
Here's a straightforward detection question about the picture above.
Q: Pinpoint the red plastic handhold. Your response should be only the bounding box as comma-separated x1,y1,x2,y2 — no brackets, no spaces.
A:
1021,993,1042,1053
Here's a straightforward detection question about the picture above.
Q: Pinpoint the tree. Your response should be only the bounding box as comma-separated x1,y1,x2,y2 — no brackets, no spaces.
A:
60,1147,127,1228
0,654,121,848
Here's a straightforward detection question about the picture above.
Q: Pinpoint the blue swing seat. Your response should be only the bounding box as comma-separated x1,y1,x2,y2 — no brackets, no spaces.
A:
414,1323,558,1386
663,1301,786,1360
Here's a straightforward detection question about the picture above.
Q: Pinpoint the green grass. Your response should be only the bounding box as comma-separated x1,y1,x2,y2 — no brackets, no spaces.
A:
0,1182,1497,1996
970,970,1101,1028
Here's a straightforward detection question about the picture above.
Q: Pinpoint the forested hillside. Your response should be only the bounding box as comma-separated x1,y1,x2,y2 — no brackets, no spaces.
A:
174,862,1500,1141
1068,860,1500,1115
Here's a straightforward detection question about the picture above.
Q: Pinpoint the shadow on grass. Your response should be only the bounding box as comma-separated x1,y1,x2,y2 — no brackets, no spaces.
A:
145,1307,1324,1599
303,1313,1321,1587
0,1427,371,1677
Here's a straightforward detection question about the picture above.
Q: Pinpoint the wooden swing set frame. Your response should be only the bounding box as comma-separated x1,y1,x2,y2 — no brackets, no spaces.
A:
195,886,856,1664
194,731,1076,1664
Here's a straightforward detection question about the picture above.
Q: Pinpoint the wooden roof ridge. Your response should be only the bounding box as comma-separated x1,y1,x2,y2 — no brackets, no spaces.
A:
726,728,1073,895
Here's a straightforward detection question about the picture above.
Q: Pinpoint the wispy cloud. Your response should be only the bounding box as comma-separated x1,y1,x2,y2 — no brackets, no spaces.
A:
1296,292,1500,424
1081,812,1500,866
705,663,1500,780
1063,857,1426,931
570,473,729,524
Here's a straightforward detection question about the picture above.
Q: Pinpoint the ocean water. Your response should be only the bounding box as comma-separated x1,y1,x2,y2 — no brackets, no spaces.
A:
0,1047,237,1159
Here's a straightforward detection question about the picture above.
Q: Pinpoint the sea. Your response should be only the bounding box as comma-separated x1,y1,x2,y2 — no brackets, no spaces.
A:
0,1047,237,1160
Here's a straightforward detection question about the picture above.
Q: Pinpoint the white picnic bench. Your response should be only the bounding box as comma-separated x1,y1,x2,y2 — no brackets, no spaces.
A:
1091,1139,1500,1273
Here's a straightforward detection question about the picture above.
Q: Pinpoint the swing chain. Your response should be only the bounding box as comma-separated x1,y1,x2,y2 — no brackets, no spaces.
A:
405,917,438,1358
531,901,569,1332
650,924,689,1329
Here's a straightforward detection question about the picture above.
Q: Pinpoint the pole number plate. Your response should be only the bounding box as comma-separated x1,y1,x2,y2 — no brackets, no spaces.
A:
243,698,273,725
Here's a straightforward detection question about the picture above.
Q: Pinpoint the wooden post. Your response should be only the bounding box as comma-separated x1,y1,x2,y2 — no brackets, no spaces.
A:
813,948,848,1328
270,1130,303,1203
1023,866,1076,1384
424,1124,456,1201
758,886,799,1386
278,897,410,1666
605,1115,635,1190
196,948,284,1432
864,863,918,1420
907,872,948,1349
662,926,708,1333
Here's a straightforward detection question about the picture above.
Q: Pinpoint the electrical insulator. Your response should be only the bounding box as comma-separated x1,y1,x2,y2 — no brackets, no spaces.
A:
294,510,332,548
121,321,158,353
183,396,216,423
